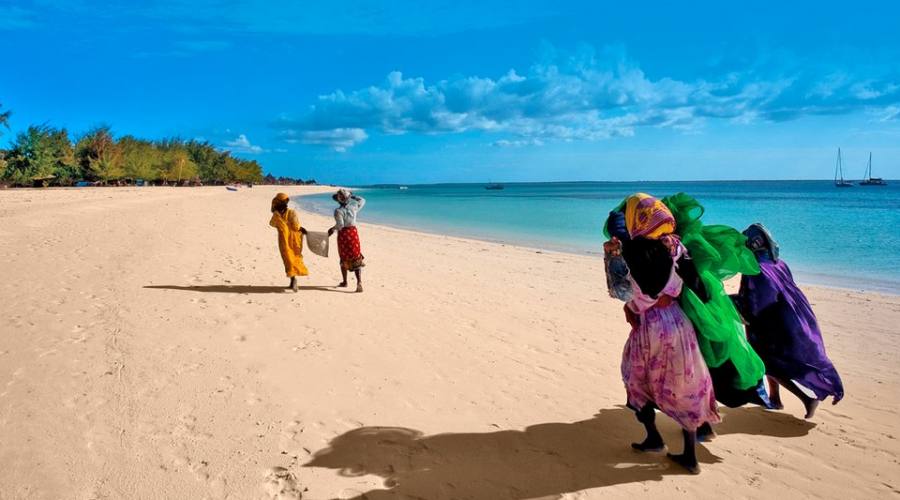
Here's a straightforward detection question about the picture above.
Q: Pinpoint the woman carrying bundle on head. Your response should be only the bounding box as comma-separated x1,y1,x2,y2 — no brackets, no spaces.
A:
328,189,366,293
269,193,309,292
733,223,844,419
603,193,720,474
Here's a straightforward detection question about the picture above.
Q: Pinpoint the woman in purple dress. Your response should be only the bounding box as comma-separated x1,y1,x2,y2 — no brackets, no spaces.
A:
735,223,844,419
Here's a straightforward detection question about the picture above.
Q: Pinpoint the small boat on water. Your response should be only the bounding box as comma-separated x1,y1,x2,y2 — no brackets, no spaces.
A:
485,183,504,190
859,152,887,186
399,186,408,190
834,148,853,187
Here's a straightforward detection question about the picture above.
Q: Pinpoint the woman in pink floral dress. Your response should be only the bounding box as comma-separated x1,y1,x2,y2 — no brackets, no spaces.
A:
605,193,720,474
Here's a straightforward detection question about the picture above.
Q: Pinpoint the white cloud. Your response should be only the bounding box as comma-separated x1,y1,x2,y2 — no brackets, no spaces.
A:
273,46,900,150
222,134,265,154
879,106,900,122
281,128,368,152
492,138,544,148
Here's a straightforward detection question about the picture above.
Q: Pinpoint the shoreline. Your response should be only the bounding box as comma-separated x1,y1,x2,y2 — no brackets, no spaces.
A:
294,192,900,296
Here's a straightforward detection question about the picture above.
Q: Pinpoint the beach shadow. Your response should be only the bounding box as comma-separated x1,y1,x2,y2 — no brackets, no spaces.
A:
304,406,816,499
715,406,816,438
304,407,720,500
144,284,348,294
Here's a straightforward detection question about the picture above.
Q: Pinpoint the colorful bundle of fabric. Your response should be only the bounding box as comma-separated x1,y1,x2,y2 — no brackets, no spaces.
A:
606,192,770,408
659,193,767,402
603,239,633,302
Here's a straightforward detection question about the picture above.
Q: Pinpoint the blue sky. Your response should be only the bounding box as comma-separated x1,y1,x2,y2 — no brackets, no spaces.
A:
2,0,900,183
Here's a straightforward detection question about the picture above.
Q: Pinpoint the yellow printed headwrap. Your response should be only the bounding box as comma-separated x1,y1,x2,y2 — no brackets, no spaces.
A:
624,193,676,239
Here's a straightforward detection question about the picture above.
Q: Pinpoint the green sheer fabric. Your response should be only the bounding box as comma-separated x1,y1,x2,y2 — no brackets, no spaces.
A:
661,193,765,390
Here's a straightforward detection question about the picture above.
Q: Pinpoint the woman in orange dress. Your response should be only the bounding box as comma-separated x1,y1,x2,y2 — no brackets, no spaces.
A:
269,193,308,292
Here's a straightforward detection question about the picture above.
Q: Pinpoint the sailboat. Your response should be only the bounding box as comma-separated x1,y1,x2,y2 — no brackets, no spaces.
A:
834,148,853,187
859,152,887,186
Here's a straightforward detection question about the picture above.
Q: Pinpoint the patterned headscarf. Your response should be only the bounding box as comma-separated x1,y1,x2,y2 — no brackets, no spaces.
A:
332,188,351,204
271,192,290,213
624,193,676,240
743,223,780,262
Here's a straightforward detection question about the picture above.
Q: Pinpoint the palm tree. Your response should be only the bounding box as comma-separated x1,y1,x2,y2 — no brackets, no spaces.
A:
0,103,10,135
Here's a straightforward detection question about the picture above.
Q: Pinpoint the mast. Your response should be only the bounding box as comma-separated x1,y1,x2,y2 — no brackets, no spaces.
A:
835,148,842,183
867,152,872,180
839,149,844,182
835,148,839,183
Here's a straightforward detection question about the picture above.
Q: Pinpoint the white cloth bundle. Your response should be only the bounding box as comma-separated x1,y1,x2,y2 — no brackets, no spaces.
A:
305,231,330,257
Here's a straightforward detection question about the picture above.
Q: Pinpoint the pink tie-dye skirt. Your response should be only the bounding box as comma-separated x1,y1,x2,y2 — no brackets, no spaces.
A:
621,302,721,431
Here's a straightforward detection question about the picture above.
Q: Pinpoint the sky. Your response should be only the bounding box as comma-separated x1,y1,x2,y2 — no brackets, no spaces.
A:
2,0,900,184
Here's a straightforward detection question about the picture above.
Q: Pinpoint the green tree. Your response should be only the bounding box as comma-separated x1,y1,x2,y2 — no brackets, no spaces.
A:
231,157,263,183
0,103,10,180
76,126,122,183
2,125,77,186
185,140,227,182
0,103,10,135
161,148,197,184
119,135,162,181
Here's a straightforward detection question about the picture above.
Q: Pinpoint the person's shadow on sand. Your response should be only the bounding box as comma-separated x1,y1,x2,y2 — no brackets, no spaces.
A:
144,284,349,294
304,406,814,500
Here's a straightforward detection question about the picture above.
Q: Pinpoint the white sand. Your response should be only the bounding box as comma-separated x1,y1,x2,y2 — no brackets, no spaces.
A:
1,185,898,499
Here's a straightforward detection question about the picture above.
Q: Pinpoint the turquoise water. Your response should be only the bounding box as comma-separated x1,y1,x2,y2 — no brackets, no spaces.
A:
298,181,900,293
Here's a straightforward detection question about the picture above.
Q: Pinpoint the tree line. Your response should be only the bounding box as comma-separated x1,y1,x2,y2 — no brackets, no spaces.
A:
0,105,266,187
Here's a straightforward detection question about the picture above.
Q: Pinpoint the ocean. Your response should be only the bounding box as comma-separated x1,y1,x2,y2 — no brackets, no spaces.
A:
297,181,900,294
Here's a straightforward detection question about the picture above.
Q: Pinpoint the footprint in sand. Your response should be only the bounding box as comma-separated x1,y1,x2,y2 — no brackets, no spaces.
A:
261,466,303,500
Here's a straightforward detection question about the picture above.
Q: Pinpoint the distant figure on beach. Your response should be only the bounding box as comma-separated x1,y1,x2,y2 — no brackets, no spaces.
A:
733,223,844,419
603,193,720,474
328,189,366,293
269,193,309,292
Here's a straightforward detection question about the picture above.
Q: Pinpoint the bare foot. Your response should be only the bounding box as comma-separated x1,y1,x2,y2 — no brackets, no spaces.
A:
697,423,716,442
355,283,363,293
631,436,665,453
667,453,700,474
804,399,820,419
337,281,348,288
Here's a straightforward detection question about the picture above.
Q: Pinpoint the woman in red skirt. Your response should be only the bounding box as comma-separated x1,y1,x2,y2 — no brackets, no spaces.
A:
328,189,366,292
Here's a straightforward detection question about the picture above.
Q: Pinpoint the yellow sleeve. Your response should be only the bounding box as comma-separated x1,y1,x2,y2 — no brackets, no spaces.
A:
287,209,301,231
269,213,279,228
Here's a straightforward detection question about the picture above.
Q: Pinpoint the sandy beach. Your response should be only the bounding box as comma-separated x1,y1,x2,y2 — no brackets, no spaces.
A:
1,185,899,500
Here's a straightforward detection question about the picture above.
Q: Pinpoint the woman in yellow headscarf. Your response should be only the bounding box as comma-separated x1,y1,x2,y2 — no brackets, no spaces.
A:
269,193,308,292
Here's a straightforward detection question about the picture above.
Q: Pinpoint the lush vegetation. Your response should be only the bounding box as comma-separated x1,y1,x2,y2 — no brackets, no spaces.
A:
0,105,265,187
263,174,318,185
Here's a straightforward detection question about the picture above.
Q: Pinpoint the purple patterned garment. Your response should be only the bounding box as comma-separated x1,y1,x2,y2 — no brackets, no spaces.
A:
737,258,844,402
622,258,721,431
